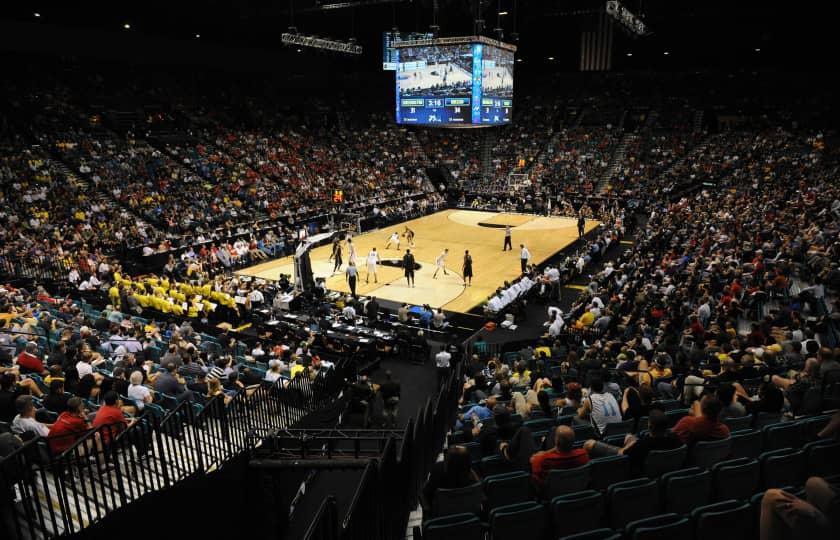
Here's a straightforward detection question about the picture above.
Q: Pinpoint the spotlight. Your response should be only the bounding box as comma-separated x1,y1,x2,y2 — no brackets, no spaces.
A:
626,52,633,57
34,12,41,18
195,34,200,38
548,56,555,60
498,11,509,16
754,48,761,52
663,51,669,55
123,23,131,30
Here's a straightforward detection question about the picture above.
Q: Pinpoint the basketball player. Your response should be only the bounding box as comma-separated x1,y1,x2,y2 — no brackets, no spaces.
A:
503,224,512,251
403,249,416,288
385,231,401,250
329,237,343,273
462,250,473,286
347,237,357,265
404,226,415,247
433,248,449,279
365,247,380,284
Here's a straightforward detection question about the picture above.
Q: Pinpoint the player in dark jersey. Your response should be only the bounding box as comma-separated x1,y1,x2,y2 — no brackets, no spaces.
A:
404,226,415,247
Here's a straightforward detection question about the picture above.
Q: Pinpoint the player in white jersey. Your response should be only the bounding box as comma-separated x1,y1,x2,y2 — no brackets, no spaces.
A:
347,237,357,265
385,231,401,250
433,248,449,279
365,247,380,284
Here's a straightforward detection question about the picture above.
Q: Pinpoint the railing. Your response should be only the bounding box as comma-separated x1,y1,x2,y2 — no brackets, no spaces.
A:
0,371,339,539
0,255,71,282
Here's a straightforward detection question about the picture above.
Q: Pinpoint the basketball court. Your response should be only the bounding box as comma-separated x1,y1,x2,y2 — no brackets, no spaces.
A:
237,209,599,314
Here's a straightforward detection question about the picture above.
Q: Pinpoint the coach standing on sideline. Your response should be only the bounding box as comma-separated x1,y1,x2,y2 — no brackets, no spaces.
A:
503,224,513,251
519,244,530,273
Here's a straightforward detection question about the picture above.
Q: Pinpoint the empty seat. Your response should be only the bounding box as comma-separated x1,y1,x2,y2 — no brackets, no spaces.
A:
802,414,832,441
691,499,753,540
589,454,630,491
481,455,513,477
545,463,591,499
652,399,681,411
489,502,546,540
689,438,732,469
754,412,783,428
432,482,483,518
625,513,691,540
551,490,605,537
728,429,763,460
524,418,555,432
722,416,752,432
557,414,576,426
573,424,597,442
462,441,482,465
602,434,627,447
759,448,805,489
601,419,635,437
607,477,660,530
558,528,621,540
712,457,761,502
661,467,712,515
483,471,531,511
804,439,840,478
762,422,801,452
664,409,689,427
422,513,484,540
643,444,687,478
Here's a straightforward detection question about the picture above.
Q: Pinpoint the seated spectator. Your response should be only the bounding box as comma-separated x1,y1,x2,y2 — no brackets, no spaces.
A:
734,381,784,415
11,395,50,438
154,363,193,402
43,381,71,414
127,370,153,411
93,391,135,445
672,395,730,445
530,425,589,491
583,409,683,474
577,377,621,435
15,343,46,375
760,477,839,540
718,382,747,418
47,397,90,455
421,445,481,513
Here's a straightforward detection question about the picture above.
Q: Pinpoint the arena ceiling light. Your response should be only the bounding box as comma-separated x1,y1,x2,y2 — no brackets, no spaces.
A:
281,33,363,55
606,1,649,38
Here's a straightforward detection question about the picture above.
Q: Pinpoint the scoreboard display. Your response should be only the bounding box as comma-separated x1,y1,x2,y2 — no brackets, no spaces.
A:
382,31,435,70
394,37,516,127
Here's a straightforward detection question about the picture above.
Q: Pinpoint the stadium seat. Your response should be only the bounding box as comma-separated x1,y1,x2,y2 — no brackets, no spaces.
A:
691,499,753,540
803,439,840,477
480,455,512,477
712,458,761,502
489,501,546,540
754,412,783,428
625,513,691,540
688,437,732,469
573,424,597,442
660,467,712,514
602,434,626,447
601,419,634,437
431,482,483,518
483,471,531,511
523,418,555,432
728,429,763,459
722,415,752,432
558,528,621,540
589,454,630,491
607,478,659,530
462,441,482,465
759,448,805,489
545,463,591,499
651,399,681,411
801,414,832,441
643,444,687,478
762,421,801,451
422,513,484,540
551,490,605,537
556,414,575,426
664,409,689,427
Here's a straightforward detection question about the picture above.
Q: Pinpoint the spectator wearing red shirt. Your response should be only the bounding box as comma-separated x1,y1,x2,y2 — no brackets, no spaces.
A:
92,391,133,445
16,343,46,375
530,425,589,490
672,395,730,446
48,397,90,455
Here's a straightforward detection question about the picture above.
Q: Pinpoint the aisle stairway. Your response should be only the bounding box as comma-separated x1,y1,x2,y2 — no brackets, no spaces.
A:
596,133,637,193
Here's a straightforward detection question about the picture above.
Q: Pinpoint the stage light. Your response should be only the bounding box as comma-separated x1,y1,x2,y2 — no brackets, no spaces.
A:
626,52,633,57
281,32,363,55
754,48,761,52
548,56,554,60
516,58,522,62
123,23,131,30
33,12,41,18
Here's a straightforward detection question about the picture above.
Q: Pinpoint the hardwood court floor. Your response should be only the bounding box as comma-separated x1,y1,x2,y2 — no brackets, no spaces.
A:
237,209,599,314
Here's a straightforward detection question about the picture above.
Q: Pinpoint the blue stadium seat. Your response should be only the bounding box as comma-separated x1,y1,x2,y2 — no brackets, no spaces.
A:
558,529,621,540
523,418,556,432
688,437,732,469
431,482,483,518
625,513,691,540
422,513,484,540
556,414,576,426
754,412,783,429
728,429,763,459
801,414,832,441
607,477,659,530
692,499,753,540
489,501,546,540
483,471,531,511
722,415,752,432
462,441,482,465
545,463,591,499
712,457,761,502
643,444,687,478
551,490,605,537
573,424,597,442
660,467,712,514
759,448,805,489
601,419,634,438
651,399,681,411
803,439,840,478
589,454,630,491
664,409,689,427
762,421,801,452
480,454,512,477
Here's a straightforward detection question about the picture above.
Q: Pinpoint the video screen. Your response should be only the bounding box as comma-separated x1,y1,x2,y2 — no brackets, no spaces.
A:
382,32,435,70
396,43,474,125
480,44,514,125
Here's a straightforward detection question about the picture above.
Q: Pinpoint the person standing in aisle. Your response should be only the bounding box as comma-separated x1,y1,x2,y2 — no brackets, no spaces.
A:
329,237,343,273
519,244,530,273
366,247,380,284
462,250,473,286
434,345,452,389
503,224,513,251
403,249,416,288
345,261,359,299
433,249,449,279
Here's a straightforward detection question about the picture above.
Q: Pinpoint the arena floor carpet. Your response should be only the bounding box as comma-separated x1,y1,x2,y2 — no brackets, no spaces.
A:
237,209,599,314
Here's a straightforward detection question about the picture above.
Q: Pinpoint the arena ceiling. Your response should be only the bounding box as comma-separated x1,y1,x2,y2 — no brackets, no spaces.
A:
3,1,831,71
